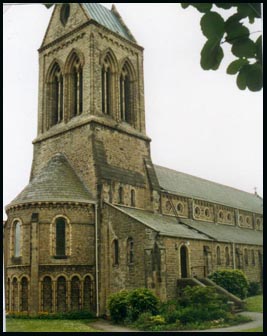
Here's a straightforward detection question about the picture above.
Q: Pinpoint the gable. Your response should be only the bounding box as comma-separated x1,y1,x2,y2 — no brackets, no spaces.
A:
41,3,136,49
41,4,90,48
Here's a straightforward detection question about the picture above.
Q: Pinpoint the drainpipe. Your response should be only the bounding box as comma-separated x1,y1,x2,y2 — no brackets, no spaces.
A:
232,242,236,269
95,203,99,317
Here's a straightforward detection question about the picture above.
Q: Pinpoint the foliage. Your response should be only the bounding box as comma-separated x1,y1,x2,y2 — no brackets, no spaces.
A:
6,318,99,332
107,290,130,323
6,310,95,320
127,288,160,321
247,281,262,297
208,269,249,299
245,295,263,313
181,3,262,91
158,300,182,324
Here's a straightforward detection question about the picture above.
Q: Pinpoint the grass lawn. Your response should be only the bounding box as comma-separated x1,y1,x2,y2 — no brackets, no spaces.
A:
241,326,263,332
245,295,263,313
6,319,100,332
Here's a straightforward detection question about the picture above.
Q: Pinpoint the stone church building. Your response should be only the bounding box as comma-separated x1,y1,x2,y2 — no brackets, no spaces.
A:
4,3,263,316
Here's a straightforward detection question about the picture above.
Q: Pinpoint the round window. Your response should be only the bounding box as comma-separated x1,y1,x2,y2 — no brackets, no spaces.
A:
195,207,200,216
205,208,210,217
239,215,243,223
227,213,231,221
246,216,251,224
219,211,224,219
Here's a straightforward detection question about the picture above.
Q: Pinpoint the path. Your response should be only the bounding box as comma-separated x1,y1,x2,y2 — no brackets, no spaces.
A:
89,312,263,332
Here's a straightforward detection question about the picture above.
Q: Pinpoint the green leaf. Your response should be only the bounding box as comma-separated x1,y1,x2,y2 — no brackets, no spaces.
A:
43,3,55,9
200,39,224,70
236,67,247,90
225,23,249,44
227,59,248,75
255,36,262,64
225,13,244,32
181,3,190,9
246,63,263,91
214,3,235,10
200,12,225,40
190,3,213,13
231,38,256,58
236,3,261,22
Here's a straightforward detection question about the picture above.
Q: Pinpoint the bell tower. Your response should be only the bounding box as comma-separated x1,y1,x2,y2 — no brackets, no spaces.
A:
5,3,160,316
30,3,153,207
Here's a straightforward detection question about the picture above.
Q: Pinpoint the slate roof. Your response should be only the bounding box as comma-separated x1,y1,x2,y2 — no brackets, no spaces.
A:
8,154,94,207
114,205,211,241
181,218,263,246
114,205,263,246
82,3,135,42
154,165,263,214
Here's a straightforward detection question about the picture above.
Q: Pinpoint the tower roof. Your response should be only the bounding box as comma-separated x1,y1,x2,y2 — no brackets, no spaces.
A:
7,154,95,207
82,3,136,42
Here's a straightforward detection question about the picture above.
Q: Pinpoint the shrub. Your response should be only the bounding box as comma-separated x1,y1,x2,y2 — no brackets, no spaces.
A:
134,312,165,331
107,290,130,323
127,288,159,321
247,281,262,297
159,300,182,324
178,306,227,324
208,269,249,299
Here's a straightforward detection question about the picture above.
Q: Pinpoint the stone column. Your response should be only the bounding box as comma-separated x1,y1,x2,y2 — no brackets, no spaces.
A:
29,214,39,315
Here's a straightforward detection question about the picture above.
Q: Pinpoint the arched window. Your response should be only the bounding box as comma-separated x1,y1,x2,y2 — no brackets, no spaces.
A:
42,276,53,312
6,278,10,312
216,246,221,265
120,62,134,125
251,249,255,265
14,220,21,257
101,54,115,116
83,275,93,311
225,246,230,266
66,52,83,118
244,248,248,266
12,278,19,311
130,189,136,207
60,3,70,25
56,217,66,256
118,186,124,204
57,276,67,312
112,239,119,266
71,276,81,311
21,277,28,312
47,62,63,128
127,237,134,264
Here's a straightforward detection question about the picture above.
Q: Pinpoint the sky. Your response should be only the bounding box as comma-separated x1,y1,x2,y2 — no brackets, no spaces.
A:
3,3,263,220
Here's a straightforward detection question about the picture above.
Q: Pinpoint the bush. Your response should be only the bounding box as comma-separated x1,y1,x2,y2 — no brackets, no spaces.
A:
107,290,130,323
127,288,159,321
159,300,182,324
179,305,227,324
6,310,95,320
179,285,227,308
247,281,262,297
208,269,249,299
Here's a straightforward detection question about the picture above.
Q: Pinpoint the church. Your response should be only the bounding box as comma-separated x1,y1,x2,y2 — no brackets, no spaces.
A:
4,3,263,316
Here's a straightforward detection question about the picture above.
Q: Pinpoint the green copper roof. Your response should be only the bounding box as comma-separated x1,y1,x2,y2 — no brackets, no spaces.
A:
82,3,135,42
8,154,94,206
154,165,263,214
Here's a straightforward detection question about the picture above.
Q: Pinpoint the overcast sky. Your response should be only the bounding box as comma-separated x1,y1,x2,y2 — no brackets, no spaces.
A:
3,3,263,219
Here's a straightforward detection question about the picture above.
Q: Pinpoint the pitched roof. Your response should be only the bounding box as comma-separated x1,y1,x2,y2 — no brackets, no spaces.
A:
114,205,211,241
154,165,263,214
82,3,136,42
113,205,262,246
8,154,94,207
181,218,262,246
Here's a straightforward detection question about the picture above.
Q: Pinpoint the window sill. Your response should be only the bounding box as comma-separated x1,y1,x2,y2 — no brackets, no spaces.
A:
53,256,68,259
